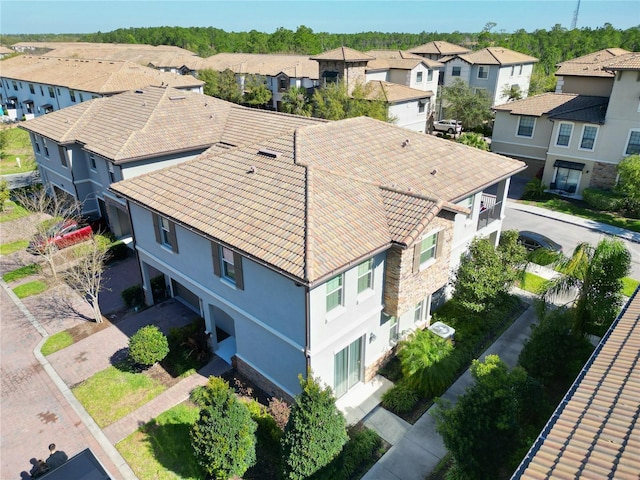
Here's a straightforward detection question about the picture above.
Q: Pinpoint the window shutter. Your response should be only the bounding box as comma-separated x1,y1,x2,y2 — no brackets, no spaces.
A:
233,251,244,290
168,221,179,253
412,243,421,273
435,231,443,259
152,214,161,244
211,241,221,277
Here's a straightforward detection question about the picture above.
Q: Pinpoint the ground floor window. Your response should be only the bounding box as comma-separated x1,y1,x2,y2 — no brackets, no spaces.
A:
334,336,363,398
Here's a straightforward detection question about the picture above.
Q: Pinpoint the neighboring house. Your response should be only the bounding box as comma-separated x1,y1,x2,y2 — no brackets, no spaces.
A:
555,47,630,96
311,46,440,132
491,50,640,195
512,287,640,479
0,55,204,120
192,52,320,111
8,41,199,73
109,115,524,401
0,46,14,59
440,47,538,106
407,41,471,62
19,86,324,238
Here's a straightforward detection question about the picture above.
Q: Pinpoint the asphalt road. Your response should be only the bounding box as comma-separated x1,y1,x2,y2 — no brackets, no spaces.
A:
503,204,640,280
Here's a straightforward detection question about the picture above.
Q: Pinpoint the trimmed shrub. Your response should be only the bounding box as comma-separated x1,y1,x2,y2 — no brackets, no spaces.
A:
381,381,419,414
190,377,257,480
121,284,144,308
582,188,623,211
281,375,347,480
128,325,169,366
522,178,547,199
107,240,130,262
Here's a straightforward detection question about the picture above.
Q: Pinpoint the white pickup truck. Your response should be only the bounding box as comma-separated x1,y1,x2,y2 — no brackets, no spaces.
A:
433,119,462,134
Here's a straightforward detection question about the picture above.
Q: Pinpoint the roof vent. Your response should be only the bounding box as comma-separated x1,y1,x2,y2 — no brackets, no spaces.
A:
169,96,186,101
402,138,410,148
134,90,144,94
257,148,280,158
247,165,257,174
431,169,437,175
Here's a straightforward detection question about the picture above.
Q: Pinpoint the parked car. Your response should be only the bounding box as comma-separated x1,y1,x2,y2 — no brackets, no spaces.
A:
28,220,93,253
517,231,562,252
433,119,462,134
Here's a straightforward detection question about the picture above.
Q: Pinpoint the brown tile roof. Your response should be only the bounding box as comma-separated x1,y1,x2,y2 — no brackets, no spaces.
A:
366,80,431,103
513,287,640,479
603,52,640,71
111,116,525,283
366,51,444,72
555,49,631,77
456,47,538,66
407,41,470,56
20,86,324,163
310,47,375,62
0,55,203,94
195,53,319,79
494,93,608,122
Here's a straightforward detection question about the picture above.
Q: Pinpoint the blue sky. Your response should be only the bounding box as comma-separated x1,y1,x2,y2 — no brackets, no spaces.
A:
2,0,638,35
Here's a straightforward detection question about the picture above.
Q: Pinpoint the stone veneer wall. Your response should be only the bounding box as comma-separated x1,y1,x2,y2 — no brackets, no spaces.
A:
344,63,368,94
317,60,368,95
383,213,454,319
233,356,294,404
590,161,618,190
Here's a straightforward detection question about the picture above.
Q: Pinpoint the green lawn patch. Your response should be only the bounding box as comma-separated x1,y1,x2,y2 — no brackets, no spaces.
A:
518,272,548,294
41,331,74,356
623,277,640,297
0,127,36,174
116,403,204,480
519,197,640,233
2,263,41,282
0,239,29,256
13,280,48,298
73,364,167,428
0,201,30,222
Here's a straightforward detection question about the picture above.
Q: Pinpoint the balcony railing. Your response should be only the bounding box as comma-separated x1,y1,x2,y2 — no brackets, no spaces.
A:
477,193,502,230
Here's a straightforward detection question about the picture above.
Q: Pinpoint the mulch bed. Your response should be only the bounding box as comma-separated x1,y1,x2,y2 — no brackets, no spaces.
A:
66,316,114,343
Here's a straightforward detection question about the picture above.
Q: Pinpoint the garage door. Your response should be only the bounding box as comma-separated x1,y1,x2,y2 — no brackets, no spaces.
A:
171,279,200,313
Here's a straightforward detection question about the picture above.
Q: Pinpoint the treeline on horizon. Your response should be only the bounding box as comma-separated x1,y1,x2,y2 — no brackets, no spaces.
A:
2,23,639,75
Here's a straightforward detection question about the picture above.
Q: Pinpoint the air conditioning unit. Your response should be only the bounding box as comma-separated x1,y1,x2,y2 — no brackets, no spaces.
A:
428,321,455,341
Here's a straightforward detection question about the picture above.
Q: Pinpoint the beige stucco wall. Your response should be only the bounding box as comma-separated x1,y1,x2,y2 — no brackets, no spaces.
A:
556,75,614,96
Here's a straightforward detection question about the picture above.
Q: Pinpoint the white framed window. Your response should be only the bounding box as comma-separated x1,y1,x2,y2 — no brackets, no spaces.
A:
416,71,423,83
414,231,439,272
517,116,535,137
160,217,172,247
326,274,344,312
555,122,573,147
60,147,68,167
451,66,461,77
211,241,243,289
389,316,399,343
478,65,489,79
625,130,640,155
152,213,179,253
579,125,598,150
221,246,236,282
357,259,374,294
427,69,433,82
418,102,425,113
414,301,424,322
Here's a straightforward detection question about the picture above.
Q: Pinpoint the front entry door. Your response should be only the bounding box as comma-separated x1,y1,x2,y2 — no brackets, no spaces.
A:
334,337,363,398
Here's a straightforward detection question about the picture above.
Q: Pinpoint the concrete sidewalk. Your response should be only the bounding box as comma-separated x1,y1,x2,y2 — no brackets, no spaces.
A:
362,291,538,480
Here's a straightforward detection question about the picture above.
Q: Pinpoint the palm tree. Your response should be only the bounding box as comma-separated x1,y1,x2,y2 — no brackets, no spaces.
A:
541,238,631,336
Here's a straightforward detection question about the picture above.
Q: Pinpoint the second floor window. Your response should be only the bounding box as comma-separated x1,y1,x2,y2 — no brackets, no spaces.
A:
326,274,344,312
48,87,55,98
357,259,373,294
517,116,535,137
478,66,489,79
29,83,35,94
89,155,97,170
211,241,244,289
416,71,423,83
12,81,18,91
451,66,461,77
580,126,598,150
427,69,433,82
556,123,573,147
69,90,76,102
418,232,438,265
153,213,179,253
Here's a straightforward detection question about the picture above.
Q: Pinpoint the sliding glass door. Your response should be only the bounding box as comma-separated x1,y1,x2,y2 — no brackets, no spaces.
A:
334,337,363,398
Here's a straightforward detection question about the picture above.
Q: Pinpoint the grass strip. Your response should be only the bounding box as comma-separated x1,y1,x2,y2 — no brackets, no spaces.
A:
13,280,48,298
3,263,41,282
41,331,74,356
0,239,29,256
622,277,640,297
518,272,548,294
0,201,30,222
73,364,167,428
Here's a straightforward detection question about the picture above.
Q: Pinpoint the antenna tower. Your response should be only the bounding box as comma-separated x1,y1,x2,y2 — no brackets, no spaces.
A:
571,0,581,30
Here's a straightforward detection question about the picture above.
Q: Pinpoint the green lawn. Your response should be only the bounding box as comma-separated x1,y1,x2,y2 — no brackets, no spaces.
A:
520,197,640,233
116,403,204,480
0,239,29,256
518,272,548,294
623,277,640,297
13,280,48,298
0,201,30,222
41,331,74,356
72,364,167,428
0,127,36,174
2,263,41,282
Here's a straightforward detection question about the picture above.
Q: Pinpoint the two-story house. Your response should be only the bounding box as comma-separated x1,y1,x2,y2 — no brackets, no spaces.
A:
19,86,324,238
440,47,538,106
491,50,639,195
0,55,204,120
109,116,524,402
407,41,471,62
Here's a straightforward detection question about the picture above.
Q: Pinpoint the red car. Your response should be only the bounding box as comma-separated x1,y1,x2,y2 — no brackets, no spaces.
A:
28,220,93,253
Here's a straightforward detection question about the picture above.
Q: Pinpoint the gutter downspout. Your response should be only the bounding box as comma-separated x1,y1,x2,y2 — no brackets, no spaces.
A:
304,286,311,377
